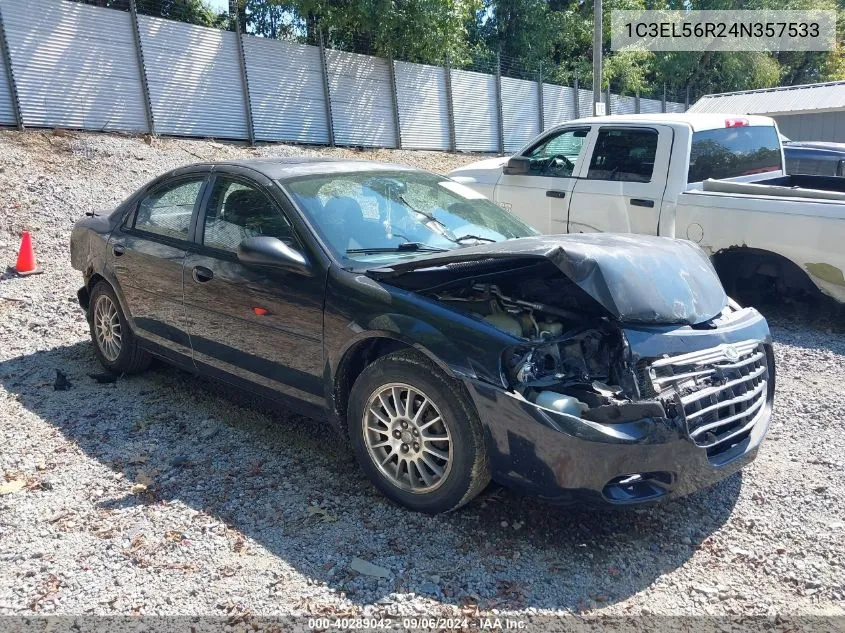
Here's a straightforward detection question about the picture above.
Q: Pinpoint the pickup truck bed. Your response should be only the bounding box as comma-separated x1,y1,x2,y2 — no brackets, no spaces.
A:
761,174,845,191
702,177,845,201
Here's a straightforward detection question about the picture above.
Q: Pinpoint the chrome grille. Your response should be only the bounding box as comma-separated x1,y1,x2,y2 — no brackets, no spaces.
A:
648,340,769,458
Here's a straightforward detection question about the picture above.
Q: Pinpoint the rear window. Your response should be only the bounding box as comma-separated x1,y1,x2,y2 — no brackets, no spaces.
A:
688,125,782,183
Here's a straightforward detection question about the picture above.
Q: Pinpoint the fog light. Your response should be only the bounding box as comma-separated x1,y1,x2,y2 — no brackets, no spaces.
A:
602,471,674,503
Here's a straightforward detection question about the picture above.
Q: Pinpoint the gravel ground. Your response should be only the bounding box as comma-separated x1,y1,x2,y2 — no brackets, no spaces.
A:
0,130,844,621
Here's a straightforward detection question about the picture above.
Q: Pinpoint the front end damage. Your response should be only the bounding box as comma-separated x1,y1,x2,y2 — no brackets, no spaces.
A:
368,234,774,505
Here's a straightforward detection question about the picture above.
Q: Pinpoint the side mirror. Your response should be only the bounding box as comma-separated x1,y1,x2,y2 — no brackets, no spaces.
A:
503,156,531,176
237,236,309,274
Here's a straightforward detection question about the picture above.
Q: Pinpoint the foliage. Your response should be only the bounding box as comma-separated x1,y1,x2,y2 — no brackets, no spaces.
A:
138,0,845,101
240,0,482,65
132,0,227,27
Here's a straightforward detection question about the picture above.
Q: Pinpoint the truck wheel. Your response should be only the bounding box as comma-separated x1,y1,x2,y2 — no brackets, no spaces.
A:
347,350,490,513
88,282,151,375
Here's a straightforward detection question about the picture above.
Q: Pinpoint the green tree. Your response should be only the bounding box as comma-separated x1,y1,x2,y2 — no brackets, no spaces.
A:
134,0,226,27
244,0,480,65
232,0,845,101
477,0,552,74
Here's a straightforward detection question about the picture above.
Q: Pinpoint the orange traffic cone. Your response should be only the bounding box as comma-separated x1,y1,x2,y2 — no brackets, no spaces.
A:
14,231,41,276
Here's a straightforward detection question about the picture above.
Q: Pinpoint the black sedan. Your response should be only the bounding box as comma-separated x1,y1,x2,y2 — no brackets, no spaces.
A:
71,158,774,513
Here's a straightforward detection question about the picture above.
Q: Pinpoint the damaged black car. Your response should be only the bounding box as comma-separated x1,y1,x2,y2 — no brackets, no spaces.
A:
70,159,774,513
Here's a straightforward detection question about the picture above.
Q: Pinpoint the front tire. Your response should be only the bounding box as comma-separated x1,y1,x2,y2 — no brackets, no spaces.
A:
88,282,151,375
347,350,490,513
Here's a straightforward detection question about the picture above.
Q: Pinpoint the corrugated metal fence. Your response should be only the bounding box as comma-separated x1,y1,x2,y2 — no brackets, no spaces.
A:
394,61,450,151
1,0,147,131
0,0,686,152
0,11,15,127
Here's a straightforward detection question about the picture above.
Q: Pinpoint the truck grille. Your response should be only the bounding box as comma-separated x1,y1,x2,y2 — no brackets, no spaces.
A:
648,340,769,458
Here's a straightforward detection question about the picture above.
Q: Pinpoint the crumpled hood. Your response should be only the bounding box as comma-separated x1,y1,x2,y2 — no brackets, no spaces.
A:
368,234,728,325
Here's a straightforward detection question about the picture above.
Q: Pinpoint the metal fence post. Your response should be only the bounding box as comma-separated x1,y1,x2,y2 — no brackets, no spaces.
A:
128,0,154,135
635,91,640,114
443,55,456,152
387,57,402,149
536,63,544,132
662,83,667,113
0,5,23,130
495,52,505,155
318,31,335,147
232,14,255,145
685,85,690,111
573,78,579,120
605,86,611,115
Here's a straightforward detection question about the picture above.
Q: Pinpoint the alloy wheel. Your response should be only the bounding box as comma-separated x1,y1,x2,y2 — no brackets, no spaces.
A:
363,382,453,493
93,294,122,362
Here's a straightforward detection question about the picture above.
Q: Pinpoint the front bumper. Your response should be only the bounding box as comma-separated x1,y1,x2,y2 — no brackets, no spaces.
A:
464,308,774,506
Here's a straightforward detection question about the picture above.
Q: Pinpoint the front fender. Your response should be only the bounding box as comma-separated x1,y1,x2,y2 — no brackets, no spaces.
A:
335,328,459,381
324,268,514,389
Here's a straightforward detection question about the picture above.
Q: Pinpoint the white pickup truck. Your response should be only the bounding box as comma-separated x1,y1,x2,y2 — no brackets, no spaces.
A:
449,113,845,303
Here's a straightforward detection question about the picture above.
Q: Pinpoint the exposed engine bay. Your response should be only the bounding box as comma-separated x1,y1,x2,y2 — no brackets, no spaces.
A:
432,274,667,425
370,237,735,428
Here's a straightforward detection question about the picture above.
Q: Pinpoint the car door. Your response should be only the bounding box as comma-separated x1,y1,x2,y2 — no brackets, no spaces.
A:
494,127,592,234
183,170,325,410
109,172,209,358
567,125,672,234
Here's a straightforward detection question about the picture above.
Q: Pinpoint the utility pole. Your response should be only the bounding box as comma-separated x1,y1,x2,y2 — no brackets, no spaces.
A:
495,52,505,156
229,0,246,33
128,0,154,135
593,0,603,115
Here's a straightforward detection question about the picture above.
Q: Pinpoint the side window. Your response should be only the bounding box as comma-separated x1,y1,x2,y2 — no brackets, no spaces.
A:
524,128,589,177
586,128,658,182
202,177,294,253
134,178,204,240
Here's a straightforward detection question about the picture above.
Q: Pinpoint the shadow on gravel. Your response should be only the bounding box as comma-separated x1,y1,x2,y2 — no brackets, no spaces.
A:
754,298,845,350
1,341,743,612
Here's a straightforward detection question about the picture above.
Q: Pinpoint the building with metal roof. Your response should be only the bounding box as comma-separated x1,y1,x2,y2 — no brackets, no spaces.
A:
688,81,845,142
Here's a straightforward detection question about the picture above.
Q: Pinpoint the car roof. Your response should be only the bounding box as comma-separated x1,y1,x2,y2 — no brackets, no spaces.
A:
207,157,420,181
559,112,777,132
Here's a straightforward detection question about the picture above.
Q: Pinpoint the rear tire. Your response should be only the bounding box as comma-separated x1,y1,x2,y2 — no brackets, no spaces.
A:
347,350,490,513
88,281,151,375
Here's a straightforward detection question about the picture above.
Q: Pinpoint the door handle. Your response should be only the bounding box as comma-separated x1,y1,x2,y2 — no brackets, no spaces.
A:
112,244,125,257
631,198,655,208
546,190,566,199
192,266,214,283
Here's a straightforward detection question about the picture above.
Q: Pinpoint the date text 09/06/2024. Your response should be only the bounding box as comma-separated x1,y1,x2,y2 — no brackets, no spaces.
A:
308,617,527,629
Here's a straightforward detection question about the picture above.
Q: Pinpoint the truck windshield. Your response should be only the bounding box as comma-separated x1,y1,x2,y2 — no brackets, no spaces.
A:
688,125,782,183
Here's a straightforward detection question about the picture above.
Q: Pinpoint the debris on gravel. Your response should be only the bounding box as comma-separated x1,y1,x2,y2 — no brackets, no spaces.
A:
0,130,843,619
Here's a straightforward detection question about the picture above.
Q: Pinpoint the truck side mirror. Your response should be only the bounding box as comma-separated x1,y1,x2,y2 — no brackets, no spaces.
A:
503,156,531,176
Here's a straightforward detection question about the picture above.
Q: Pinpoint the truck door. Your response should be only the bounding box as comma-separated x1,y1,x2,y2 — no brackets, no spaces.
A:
494,127,592,234
567,125,672,234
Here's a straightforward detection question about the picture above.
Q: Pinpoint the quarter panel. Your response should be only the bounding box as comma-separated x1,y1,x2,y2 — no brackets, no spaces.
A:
676,191,845,301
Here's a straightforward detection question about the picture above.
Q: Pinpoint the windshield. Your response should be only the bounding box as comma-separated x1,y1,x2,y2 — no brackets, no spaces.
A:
283,170,538,264
688,125,782,183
